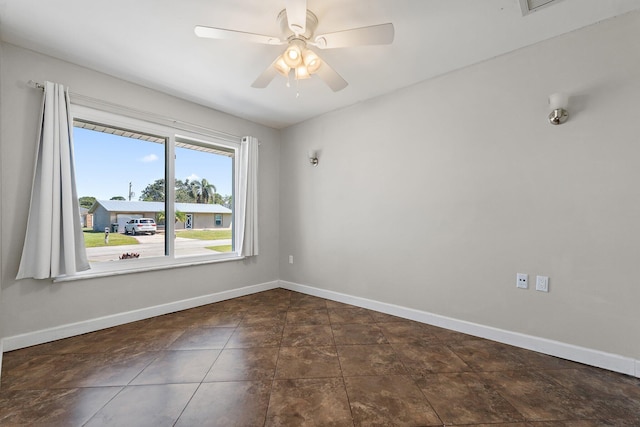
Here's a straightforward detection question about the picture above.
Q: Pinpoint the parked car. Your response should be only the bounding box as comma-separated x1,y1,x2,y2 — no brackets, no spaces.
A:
124,218,157,235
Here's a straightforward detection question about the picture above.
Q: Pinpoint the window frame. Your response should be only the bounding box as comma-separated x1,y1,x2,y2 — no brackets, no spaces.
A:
62,103,244,281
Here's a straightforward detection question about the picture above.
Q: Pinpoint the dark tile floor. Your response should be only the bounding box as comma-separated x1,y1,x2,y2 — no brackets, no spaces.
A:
1,288,639,426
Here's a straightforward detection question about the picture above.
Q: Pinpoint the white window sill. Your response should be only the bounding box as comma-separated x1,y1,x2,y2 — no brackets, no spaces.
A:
53,253,245,283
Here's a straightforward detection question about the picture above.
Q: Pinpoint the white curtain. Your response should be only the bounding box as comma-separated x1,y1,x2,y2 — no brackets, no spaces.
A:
235,136,259,256
16,81,90,280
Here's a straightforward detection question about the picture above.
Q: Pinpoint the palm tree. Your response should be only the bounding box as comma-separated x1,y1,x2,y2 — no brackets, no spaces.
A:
157,210,186,224
199,178,217,204
174,210,187,223
186,179,200,203
182,178,217,204
212,192,224,205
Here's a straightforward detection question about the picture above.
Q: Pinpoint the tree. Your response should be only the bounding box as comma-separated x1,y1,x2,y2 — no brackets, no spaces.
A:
175,179,194,203
79,196,96,209
139,179,165,202
139,177,218,204
110,196,126,200
212,193,224,205
157,210,186,224
221,195,233,209
186,179,200,203
191,178,217,204
141,178,197,203
175,210,187,223
200,178,216,204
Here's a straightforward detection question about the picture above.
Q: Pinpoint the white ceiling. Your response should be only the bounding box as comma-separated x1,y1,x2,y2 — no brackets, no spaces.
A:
1,0,639,129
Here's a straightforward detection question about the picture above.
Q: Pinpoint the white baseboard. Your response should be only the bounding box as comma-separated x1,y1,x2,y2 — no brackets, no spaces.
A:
2,280,279,352
280,280,640,378
5,279,638,379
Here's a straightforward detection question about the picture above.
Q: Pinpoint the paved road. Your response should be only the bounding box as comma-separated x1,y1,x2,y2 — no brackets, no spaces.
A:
88,233,232,262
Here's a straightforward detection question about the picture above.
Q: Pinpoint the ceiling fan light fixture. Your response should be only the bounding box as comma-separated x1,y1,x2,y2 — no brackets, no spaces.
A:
283,45,301,67
302,49,321,73
196,3,395,93
274,55,290,77
295,64,311,80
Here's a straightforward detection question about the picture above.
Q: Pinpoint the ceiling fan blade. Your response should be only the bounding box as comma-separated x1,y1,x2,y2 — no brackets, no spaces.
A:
251,59,280,88
315,60,348,92
194,25,283,45
314,23,394,49
285,0,307,35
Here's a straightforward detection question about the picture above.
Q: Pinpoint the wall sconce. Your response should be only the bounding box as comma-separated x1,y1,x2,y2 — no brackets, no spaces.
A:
308,150,318,166
548,92,569,125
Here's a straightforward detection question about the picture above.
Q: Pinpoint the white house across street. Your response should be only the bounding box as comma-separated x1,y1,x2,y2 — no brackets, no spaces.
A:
88,200,232,232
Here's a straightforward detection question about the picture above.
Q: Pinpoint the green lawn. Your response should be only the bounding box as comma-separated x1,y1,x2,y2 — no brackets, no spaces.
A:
206,245,233,253
176,229,232,240
83,231,138,248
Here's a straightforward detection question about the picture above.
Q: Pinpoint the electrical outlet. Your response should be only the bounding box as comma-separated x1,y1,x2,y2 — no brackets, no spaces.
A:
517,273,528,289
536,275,549,292
288,255,294,264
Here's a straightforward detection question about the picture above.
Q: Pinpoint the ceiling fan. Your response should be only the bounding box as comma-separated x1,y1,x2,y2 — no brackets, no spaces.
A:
194,0,394,92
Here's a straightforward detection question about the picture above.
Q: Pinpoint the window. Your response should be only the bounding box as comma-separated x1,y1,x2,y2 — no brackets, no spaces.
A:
519,0,559,15
71,103,244,274
174,138,233,256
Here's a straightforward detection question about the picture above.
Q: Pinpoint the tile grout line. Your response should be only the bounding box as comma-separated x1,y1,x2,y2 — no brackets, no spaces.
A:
327,301,357,426
380,325,446,426
174,304,247,426
80,345,162,426
262,291,294,427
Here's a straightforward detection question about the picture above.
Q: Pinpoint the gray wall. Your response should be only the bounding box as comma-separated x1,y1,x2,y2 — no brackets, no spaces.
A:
0,43,280,339
279,12,640,360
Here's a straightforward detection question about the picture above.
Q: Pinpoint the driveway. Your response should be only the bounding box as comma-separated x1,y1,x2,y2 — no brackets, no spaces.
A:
87,233,232,262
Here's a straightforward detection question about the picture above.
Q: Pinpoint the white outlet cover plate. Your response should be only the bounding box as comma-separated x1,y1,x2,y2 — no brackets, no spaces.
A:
536,275,549,292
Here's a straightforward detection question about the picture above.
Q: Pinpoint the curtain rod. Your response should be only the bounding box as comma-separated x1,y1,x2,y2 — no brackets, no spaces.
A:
26,79,244,144
27,80,45,90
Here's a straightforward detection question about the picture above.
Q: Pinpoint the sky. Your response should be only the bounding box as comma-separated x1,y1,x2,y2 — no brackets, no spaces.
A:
73,127,233,201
